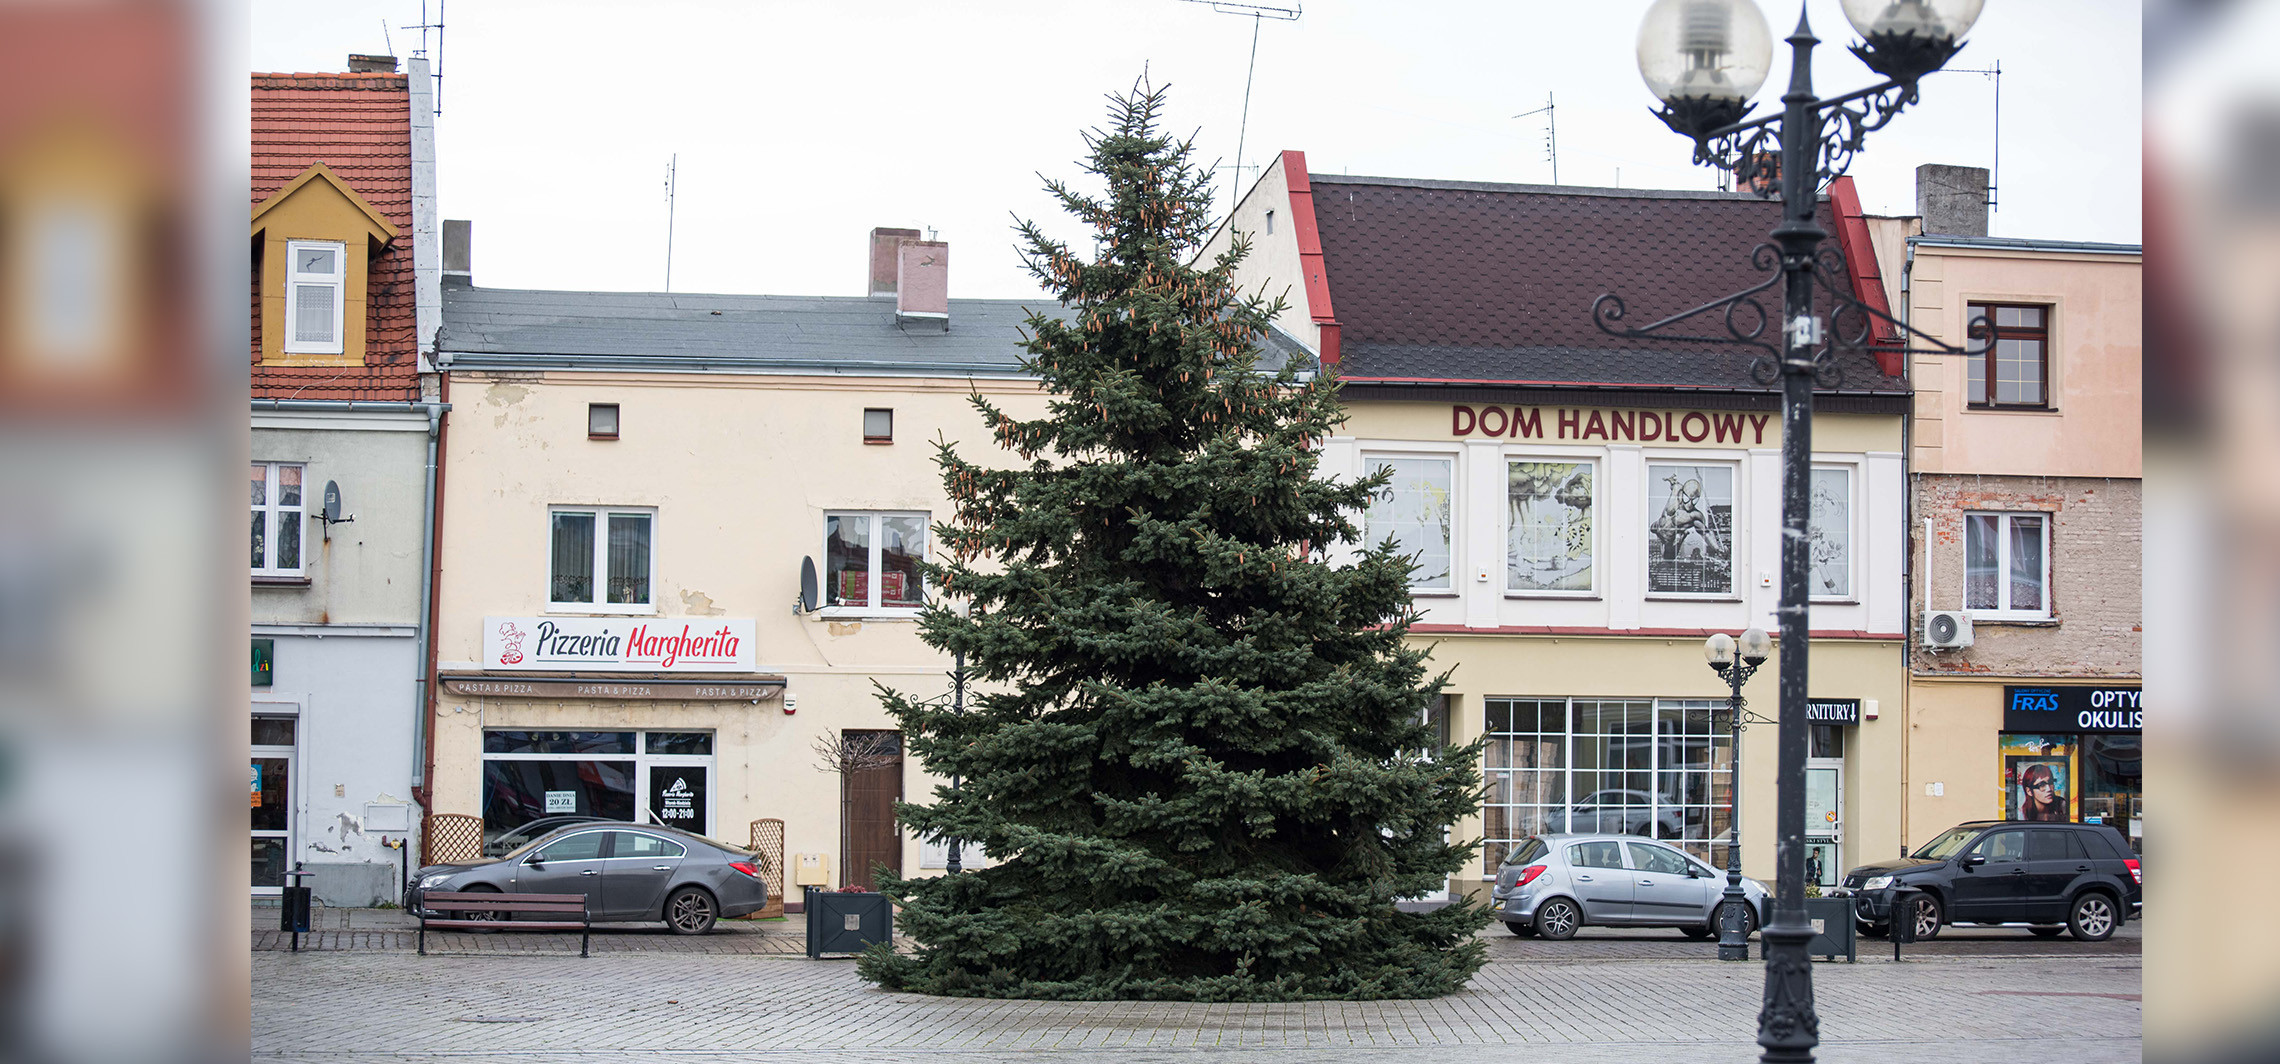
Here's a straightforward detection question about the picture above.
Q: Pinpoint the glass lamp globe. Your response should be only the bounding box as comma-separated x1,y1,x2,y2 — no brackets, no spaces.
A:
1637,0,1773,136
1841,0,1982,81
1739,626,1773,663
1704,632,1738,667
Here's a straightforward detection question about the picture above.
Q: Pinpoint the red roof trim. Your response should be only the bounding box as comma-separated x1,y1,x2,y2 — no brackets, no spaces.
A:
1338,375,1769,390
1827,175,1901,376
1281,150,1340,368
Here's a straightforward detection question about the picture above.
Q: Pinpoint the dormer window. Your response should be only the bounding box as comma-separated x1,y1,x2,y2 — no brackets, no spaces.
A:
284,240,346,354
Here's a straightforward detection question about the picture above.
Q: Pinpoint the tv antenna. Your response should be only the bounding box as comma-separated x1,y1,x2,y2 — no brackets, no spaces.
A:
1513,92,1558,185
1180,2,1302,216
1944,60,2002,222
664,154,679,293
407,0,445,114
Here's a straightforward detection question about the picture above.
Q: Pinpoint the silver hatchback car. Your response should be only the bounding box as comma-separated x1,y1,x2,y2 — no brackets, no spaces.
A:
1489,834,1770,940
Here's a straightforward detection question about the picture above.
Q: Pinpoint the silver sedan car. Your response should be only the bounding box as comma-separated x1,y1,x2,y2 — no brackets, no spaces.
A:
410,823,769,935
1489,834,1769,940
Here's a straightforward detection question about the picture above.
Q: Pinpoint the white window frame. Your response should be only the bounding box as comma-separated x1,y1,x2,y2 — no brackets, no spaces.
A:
1643,458,1742,601
1963,510,2052,620
547,506,658,615
282,239,346,355
1808,462,1858,604
252,461,306,577
822,510,931,617
1361,450,1459,596
1502,452,1599,599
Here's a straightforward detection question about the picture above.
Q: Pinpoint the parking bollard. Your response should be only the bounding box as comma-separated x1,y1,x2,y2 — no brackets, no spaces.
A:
1889,885,1922,961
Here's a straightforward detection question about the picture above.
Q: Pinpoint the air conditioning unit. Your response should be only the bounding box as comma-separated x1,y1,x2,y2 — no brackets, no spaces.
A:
1924,610,1974,649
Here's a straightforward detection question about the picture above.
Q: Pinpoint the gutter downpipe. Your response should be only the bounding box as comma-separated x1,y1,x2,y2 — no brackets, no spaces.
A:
416,374,451,850
1898,236,1918,857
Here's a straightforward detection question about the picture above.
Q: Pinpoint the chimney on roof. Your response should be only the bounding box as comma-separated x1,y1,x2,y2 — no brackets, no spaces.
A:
868,227,921,297
348,54,399,73
1916,163,1990,237
896,239,949,329
443,220,471,283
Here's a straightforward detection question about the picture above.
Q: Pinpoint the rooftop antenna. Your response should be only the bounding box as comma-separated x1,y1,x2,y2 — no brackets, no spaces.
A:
664,154,678,293
1512,92,1558,185
1944,60,2003,226
379,20,394,58
1179,2,1302,216
408,0,444,114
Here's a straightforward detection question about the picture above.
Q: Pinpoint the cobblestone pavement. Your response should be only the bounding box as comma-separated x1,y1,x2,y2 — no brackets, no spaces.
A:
254,922,2140,1064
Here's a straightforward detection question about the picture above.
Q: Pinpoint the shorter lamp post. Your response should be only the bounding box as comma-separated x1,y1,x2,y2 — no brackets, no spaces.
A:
944,598,969,875
1704,627,1771,962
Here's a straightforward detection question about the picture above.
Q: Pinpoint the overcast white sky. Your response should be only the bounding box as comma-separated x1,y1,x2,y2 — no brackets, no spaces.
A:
251,0,2142,300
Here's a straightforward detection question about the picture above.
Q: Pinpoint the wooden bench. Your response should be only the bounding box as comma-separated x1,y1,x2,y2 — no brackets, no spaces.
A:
418,891,590,957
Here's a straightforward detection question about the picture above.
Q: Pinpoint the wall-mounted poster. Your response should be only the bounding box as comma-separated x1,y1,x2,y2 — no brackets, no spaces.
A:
1647,464,1734,594
2000,733,2078,822
1808,467,1851,599
1365,456,1453,590
1507,460,1594,592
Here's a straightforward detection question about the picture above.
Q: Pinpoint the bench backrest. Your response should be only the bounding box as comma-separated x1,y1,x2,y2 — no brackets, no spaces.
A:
423,891,588,914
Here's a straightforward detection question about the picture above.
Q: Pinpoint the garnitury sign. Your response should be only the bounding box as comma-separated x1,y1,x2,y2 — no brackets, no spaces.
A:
483,616,756,673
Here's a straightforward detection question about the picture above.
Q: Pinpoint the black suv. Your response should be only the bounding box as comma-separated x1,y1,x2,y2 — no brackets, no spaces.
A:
1842,821,2142,942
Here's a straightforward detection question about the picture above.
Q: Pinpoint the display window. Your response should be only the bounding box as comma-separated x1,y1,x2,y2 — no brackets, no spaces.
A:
480,729,715,847
1482,697,1731,874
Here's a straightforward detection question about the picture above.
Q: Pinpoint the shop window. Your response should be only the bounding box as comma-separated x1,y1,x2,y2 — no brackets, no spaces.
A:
283,240,346,354
550,507,654,611
1964,512,2049,619
1507,459,1594,594
1809,724,1846,759
251,462,306,577
588,403,620,439
824,511,928,612
481,728,715,849
1646,463,1736,596
863,408,894,444
1809,466,1852,600
1364,454,1453,592
1966,303,2051,409
1482,697,1731,874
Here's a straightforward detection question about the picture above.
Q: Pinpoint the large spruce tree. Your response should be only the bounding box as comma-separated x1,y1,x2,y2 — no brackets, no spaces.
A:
858,83,1488,1001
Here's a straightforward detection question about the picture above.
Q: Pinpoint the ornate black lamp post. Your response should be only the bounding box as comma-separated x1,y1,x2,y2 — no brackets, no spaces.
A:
1704,627,1770,962
1602,2,1989,1059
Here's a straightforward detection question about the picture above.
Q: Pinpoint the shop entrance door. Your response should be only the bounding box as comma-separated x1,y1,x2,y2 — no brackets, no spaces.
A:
251,714,297,895
842,730,902,890
642,762,711,837
1805,763,1842,890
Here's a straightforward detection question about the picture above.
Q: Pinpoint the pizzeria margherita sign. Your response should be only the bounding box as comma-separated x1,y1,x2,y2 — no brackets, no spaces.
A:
484,616,755,673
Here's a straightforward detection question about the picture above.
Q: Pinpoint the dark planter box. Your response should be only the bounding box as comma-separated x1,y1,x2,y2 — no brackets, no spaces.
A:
1755,897,1859,963
805,887,892,958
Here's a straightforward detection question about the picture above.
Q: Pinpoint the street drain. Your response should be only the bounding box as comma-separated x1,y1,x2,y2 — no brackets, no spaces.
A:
453,1015,547,1024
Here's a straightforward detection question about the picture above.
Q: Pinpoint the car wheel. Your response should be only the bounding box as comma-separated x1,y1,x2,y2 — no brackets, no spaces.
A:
1680,923,1713,940
1904,893,1942,941
1503,919,1533,937
450,883,504,928
665,886,718,935
2029,925,2065,938
1715,898,1759,938
2068,892,2117,942
1535,898,1581,940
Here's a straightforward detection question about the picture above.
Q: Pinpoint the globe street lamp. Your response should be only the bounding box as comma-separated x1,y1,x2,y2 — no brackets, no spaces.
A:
1704,627,1771,962
1599,2,1987,1060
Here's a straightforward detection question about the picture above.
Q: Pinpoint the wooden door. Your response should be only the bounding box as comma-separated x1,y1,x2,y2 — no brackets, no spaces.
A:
842,730,903,890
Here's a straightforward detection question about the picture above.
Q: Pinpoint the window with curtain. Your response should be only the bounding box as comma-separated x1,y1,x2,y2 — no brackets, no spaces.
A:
284,240,345,354
826,511,929,611
549,507,653,609
1964,512,2049,618
251,462,305,576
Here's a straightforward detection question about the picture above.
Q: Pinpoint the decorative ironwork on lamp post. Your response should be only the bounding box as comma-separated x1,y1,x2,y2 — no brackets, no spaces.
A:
1704,628,1771,962
1602,2,1991,1060
944,599,970,875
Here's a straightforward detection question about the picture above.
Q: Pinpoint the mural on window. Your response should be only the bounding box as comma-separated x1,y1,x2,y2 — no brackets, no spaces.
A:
1809,467,1851,599
1507,461,1593,592
1365,457,1452,590
1646,464,1733,594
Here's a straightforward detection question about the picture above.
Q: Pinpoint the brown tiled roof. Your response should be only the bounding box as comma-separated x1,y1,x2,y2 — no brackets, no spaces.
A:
250,71,419,401
1309,175,1906,397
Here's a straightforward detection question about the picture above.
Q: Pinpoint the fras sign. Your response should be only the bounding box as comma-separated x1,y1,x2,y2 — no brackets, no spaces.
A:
484,616,756,673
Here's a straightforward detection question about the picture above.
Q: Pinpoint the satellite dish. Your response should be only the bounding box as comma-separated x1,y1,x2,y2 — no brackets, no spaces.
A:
323,481,344,524
798,556,820,613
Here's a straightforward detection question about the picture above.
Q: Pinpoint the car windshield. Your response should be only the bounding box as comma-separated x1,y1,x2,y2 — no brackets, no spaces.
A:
1911,825,1983,860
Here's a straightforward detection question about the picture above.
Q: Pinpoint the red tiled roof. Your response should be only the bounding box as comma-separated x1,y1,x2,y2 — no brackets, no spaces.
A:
250,71,419,401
